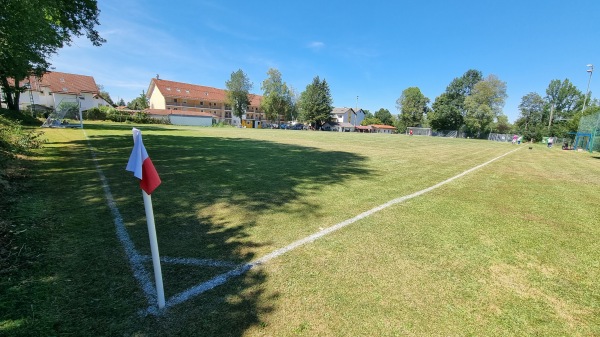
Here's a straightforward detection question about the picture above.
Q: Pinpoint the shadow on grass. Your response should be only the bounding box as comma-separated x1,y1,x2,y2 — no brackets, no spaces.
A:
0,126,371,336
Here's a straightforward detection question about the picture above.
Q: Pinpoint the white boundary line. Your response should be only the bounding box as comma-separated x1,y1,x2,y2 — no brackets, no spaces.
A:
143,146,523,315
138,255,239,268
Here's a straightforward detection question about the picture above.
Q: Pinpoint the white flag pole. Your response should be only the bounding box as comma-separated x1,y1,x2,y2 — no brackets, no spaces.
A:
142,190,165,309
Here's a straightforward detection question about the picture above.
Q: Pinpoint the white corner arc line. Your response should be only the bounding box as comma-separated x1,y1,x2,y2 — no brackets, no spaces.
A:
146,146,523,314
83,130,157,306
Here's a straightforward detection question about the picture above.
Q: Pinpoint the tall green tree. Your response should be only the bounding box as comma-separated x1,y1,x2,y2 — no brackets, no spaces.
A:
297,76,333,128
429,93,463,131
396,87,430,128
225,69,253,119
374,108,393,125
428,69,482,131
464,75,507,136
0,0,104,111
127,91,149,110
545,79,583,121
260,68,294,122
515,92,545,132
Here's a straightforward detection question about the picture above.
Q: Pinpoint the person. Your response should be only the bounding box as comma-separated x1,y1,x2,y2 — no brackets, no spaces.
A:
548,137,554,148
517,136,522,145
512,134,518,144
409,129,413,136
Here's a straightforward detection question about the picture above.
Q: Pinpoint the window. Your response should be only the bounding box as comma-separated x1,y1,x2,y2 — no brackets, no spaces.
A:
176,88,181,92
186,90,190,94
174,98,178,103
59,78,65,83
200,101,203,106
166,87,171,91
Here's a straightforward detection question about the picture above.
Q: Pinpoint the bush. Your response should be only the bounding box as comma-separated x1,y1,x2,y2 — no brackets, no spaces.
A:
0,108,41,126
84,107,107,120
0,116,45,157
0,115,46,193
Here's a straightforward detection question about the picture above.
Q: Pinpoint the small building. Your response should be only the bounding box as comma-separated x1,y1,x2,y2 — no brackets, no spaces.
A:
355,125,373,133
371,124,397,134
145,108,214,126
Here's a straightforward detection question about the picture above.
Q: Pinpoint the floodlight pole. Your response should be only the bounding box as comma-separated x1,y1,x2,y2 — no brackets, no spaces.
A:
582,64,594,115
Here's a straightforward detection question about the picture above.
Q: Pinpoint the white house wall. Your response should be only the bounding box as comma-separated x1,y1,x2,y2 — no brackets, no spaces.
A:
169,115,213,126
149,88,166,109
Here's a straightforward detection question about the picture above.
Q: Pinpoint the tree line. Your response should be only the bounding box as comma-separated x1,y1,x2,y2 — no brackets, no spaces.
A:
228,67,596,140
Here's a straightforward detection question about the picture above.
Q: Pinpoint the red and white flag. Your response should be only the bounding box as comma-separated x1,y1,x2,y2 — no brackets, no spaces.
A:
126,128,161,194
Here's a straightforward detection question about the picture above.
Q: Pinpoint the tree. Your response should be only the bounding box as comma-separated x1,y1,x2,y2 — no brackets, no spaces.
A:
396,87,430,128
545,79,583,121
260,68,294,122
447,69,483,98
127,91,149,110
515,92,545,132
374,108,393,125
0,0,104,111
117,98,126,107
464,74,507,136
429,93,463,131
428,69,482,131
492,114,512,134
361,117,383,126
225,69,252,119
97,84,114,106
297,76,333,128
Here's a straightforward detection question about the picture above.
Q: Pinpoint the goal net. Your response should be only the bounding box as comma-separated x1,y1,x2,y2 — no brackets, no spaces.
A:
406,127,431,136
42,97,83,128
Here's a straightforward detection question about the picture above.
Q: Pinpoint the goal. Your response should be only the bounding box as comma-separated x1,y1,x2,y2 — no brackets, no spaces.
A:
406,127,431,136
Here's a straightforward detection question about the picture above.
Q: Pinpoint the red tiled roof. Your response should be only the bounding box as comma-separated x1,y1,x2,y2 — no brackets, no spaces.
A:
371,124,396,129
148,78,262,106
145,108,214,117
9,71,99,95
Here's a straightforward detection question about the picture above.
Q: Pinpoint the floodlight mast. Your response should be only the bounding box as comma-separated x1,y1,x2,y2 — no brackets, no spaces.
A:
582,64,594,115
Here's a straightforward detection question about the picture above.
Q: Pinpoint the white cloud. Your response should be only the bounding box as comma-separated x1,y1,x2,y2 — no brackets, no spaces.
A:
308,41,325,50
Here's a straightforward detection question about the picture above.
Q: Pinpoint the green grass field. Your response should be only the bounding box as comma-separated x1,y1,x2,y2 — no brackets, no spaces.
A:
1,122,599,336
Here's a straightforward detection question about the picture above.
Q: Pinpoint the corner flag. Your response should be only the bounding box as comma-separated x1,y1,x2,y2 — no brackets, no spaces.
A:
126,128,161,194
125,127,165,309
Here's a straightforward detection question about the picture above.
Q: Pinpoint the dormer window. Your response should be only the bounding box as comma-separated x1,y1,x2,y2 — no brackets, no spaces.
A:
59,78,65,83
185,90,190,94
166,87,171,91
176,88,181,92
62,87,68,91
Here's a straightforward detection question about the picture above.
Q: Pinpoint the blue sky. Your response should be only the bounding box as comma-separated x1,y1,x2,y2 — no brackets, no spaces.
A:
50,0,600,122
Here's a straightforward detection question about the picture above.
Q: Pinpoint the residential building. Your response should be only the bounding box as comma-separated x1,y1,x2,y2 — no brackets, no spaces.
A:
371,124,397,134
146,77,264,126
329,107,366,126
322,121,355,132
1,71,110,112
